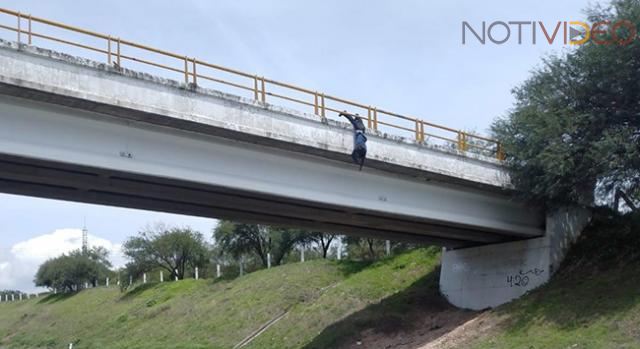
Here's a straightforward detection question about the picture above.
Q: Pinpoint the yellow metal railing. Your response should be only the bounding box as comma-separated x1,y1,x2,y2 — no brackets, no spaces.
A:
0,8,504,160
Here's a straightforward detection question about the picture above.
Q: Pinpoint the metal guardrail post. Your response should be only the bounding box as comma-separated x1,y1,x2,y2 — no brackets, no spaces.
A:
314,92,319,115
16,12,20,44
27,14,32,44
457,132,467,151
183,56,189,84
496,143,505,160
320,93,325,117
372,108,378,130
260,77,266,103
116,38,121,67
367,107,372,128
253,76,259,101
107,36,111,64
192,57,197,86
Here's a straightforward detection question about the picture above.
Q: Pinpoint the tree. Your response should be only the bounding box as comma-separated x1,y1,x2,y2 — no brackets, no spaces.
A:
122,224,209,280
308,232,337,258
34,247,112,292
492,0,640,209
85,246,111,268
344,236,386,260
213,221,310,267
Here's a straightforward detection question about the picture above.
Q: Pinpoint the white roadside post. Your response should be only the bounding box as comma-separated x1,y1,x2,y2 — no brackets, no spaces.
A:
19,293,22,301
174,269,178,281
216,264,221,278
195,267,199,280
11,294,15,302
386,240,391,256
239,259,244,277
129,275,132,286
106,277,109,287
143,273,147,284
160,271,164,282
300,246,305,262
267,253,271,269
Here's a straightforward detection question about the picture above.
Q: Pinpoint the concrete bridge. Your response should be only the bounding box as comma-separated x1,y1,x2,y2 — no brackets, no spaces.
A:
0,36,589,309
0,39,544,247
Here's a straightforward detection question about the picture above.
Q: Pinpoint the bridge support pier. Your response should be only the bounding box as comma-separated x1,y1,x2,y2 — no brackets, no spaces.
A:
439,206,592,310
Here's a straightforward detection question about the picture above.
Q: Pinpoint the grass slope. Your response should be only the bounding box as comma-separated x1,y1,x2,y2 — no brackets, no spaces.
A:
0,248,440,349
5,213,636,349
467,212,640,349
318,212,640,349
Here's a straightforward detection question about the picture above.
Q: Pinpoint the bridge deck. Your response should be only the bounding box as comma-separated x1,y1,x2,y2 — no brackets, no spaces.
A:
0,41,545,247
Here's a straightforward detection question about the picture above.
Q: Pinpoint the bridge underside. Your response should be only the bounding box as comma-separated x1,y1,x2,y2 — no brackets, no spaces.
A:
0,154,514,248
0,92,543,248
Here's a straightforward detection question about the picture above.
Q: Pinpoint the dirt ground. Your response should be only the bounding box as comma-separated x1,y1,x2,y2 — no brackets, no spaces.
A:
337,309,507,349
334,289,508,349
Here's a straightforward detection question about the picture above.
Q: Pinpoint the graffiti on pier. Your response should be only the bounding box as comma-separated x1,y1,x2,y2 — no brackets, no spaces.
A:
507,268,545,287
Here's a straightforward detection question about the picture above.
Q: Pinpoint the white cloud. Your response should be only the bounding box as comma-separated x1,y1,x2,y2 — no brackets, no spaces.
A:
0,229,124,293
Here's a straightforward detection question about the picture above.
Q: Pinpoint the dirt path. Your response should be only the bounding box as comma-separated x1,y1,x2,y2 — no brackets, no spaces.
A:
417,312,506,349
335,306,508,349
336,301,480,349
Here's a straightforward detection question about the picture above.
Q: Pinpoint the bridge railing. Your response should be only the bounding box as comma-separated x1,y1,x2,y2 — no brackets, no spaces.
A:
0,8,505,160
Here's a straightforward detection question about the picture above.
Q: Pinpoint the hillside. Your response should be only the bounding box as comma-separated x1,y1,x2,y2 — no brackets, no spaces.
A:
462,211,640,349
2,213,639,349
328,211,640,349
0,248,462,349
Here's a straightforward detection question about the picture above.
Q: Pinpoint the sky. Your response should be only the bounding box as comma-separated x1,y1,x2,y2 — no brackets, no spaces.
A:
0,0,594,292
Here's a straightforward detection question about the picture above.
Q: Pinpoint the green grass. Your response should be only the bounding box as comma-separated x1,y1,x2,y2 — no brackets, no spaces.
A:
469,211,640,349
5,213,638,349
249,247,442,349
0,248,441,349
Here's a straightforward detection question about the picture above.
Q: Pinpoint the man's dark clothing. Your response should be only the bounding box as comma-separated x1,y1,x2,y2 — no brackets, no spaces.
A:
341,113,367,168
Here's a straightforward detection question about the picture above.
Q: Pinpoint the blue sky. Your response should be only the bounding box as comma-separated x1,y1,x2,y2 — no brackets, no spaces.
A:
0,0,592,292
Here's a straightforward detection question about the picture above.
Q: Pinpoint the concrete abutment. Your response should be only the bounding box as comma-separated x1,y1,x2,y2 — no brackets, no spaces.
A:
439,206,592,310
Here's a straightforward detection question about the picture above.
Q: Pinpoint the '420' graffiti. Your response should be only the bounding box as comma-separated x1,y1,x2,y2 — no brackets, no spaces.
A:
506,268,544,287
